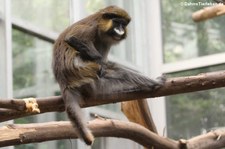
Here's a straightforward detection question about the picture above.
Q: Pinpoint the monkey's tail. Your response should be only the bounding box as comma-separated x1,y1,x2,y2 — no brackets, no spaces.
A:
63,89,94,145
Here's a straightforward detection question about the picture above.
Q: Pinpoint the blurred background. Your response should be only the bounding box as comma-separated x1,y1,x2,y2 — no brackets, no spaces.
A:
1,0,225,149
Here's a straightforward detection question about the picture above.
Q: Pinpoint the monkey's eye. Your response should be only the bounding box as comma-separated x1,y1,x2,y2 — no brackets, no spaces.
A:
102,13,120,19
113,18,128,27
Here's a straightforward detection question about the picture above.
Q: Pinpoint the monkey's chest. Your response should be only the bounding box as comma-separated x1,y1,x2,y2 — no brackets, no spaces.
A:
67,56,101,88
74,57,88,67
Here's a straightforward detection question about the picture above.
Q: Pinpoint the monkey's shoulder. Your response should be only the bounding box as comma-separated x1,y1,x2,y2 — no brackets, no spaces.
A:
56,12,99,42
66,20,98,40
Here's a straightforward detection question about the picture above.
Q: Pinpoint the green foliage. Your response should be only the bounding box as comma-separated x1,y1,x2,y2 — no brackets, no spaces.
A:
12,30,35,90
12,1,70,148
11,0,69,32
162,0,225,63
15,115,35,125
166,64,225,139
16,144,36,149
162,5,225,139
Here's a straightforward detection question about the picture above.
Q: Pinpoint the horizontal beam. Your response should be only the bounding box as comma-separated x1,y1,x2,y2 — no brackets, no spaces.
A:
12,18,57,43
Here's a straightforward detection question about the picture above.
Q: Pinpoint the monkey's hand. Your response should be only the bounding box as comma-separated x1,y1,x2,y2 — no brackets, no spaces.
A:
65,36,102,61
97,62,108,78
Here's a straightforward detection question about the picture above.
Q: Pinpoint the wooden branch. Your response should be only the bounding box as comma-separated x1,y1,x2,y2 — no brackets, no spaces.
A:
0,119,179,149
1,70,225,122
185,129,225,149
0,96,65,122
1,119,225,149
192,4,225,22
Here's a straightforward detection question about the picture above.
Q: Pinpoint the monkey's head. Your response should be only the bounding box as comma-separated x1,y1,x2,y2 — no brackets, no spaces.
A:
98,6,131,44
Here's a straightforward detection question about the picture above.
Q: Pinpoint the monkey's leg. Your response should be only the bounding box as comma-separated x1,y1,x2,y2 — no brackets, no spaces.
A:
85,62,166,102
104,61,165,87
104,62,164,132
98,62,164,91
63,89,94,145
93,64,162,149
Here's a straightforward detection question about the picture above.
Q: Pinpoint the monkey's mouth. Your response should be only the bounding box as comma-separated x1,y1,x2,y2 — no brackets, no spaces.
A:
114,26,125,36
113,35,122,40
113,26,125,40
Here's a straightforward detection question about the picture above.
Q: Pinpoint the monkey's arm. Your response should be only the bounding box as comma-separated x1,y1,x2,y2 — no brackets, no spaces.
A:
65,36,102,61
64,24,102,61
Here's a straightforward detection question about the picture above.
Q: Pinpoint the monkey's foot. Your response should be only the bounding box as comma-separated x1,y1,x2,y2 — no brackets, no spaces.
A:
156,74,167,85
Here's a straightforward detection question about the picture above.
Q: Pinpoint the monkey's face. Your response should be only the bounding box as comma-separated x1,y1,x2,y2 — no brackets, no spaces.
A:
104,14,130,41
98,7,131,44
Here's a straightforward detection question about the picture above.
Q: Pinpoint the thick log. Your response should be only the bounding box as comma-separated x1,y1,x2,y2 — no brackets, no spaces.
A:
0,119,179,149
1,120,225,149
1,71,225,122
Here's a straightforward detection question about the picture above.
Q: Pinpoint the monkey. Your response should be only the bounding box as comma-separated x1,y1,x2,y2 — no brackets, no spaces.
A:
52,5,165,145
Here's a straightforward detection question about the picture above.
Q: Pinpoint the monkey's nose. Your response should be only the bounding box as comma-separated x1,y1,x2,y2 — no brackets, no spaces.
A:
114,25,124,36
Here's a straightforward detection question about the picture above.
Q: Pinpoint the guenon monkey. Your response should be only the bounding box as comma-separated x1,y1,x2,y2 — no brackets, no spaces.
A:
52,5,165,145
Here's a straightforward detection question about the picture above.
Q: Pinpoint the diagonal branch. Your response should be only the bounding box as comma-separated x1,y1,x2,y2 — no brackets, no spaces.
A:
185,129,225,149
192,4,225,22
0,70,225,122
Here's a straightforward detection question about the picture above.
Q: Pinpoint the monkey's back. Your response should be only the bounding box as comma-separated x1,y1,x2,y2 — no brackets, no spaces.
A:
52,5,131,91
52,16,101,91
